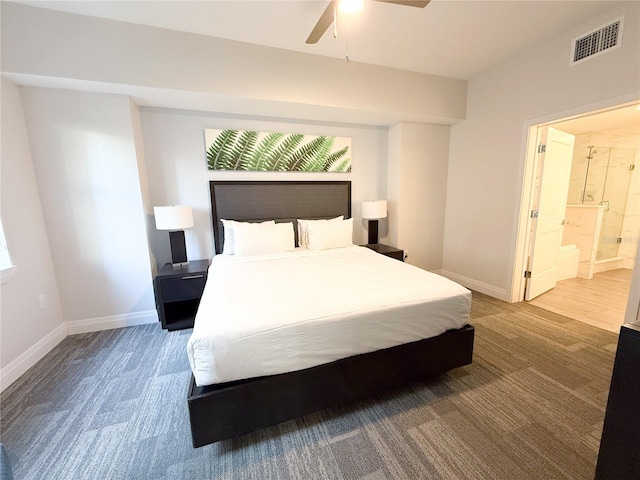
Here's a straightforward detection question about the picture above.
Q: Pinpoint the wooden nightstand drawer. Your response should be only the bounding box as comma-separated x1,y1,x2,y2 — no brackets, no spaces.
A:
154,259,210,330
161,274,206,303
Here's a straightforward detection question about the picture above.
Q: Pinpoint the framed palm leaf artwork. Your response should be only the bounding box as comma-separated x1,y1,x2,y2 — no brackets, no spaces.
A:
205,129,351,172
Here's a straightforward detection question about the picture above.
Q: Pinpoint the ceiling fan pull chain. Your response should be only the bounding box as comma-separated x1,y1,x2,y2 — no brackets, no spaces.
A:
345,38,350,63
344,15,350,63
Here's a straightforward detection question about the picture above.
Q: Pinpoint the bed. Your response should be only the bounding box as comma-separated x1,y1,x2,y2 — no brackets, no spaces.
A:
187,181,474,447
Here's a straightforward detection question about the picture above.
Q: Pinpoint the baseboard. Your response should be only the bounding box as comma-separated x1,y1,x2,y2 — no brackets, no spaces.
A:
66,309,158,335
0,323,67,393
594,257,624,274
438,270,510,302
1,310,159,393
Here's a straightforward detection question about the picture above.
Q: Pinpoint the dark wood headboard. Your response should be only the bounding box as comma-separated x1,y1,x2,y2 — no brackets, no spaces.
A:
209,181,352,254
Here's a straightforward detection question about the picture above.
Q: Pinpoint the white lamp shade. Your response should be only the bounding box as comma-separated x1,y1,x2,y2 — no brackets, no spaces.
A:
154,205,194,230
361,200,387,220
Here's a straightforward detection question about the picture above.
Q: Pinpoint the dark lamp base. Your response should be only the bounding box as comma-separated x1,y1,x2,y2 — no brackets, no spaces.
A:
367,219,379,245
169,230,188,266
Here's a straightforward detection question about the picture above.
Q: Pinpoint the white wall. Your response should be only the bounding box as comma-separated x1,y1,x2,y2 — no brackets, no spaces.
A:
443,2,640,300
18,87,157,330
388,122,450,271
129,98,158,274
0,78,66,389
1,0,469,292
139,107,388,266
1,2,467,127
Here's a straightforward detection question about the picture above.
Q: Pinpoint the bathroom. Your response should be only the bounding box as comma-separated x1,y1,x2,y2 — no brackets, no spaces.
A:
557,119,640,281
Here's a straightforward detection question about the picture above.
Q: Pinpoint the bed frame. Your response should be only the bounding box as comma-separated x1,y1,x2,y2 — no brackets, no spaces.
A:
187,180,475,447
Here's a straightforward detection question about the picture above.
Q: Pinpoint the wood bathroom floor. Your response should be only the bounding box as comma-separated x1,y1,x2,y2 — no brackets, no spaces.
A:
528,268,633,333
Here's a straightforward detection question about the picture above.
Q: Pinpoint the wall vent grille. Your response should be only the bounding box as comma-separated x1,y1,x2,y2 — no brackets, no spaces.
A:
572,18,623,65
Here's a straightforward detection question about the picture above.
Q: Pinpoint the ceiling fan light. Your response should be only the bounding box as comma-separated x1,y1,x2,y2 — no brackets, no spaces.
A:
339,0,364,14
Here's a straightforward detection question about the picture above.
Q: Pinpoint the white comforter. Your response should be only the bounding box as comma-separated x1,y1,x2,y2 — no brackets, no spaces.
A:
187,245,471,386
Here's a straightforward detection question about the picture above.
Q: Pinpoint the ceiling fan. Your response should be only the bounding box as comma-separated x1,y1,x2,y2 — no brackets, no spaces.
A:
305,0,430,44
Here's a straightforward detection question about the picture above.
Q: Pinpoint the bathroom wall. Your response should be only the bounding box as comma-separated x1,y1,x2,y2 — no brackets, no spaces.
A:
566,124,640,269
563,205,605,279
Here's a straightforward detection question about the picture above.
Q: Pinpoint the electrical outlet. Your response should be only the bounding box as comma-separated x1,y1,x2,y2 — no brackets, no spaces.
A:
38,294,46,309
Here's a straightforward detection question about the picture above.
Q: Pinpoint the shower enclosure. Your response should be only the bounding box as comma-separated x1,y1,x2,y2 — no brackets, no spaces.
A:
567,145,636,261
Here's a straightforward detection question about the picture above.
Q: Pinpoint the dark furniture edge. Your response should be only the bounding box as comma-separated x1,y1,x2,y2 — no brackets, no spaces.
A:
595,323,640,479
154,260,209,330
363,243,404,261
156,259,210,277
188,324,475,447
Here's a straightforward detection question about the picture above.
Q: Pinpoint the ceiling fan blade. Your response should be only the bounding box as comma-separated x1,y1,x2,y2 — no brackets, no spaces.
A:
373,0,430,7
305,0,429,45
306,1,337,44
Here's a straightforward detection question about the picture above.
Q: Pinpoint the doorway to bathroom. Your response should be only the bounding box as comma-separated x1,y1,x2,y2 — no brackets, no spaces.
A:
519,102,640,332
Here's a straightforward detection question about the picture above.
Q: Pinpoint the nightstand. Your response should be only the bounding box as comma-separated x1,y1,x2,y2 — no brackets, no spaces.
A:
154,259,209,331
363,243,404,262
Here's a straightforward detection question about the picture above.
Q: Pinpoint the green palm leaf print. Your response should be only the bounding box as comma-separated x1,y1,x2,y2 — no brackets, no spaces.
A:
206,129,351,172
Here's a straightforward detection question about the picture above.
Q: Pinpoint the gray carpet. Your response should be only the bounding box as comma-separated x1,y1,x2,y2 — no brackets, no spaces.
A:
0,293,618,479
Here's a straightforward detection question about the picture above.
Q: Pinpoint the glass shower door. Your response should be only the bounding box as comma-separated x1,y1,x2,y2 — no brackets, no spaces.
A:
597,147,634,260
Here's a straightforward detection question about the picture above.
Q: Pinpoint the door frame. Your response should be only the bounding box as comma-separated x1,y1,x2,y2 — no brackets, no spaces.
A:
510,94,640,303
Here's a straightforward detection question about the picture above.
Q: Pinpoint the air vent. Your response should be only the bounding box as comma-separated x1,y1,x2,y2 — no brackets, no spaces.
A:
571,17,623,65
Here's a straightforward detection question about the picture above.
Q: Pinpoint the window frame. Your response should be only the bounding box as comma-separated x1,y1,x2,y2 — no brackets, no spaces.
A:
0,219,17,284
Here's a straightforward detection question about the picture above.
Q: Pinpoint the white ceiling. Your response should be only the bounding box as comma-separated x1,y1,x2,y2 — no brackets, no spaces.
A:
552,104,640,135
15,0,626,80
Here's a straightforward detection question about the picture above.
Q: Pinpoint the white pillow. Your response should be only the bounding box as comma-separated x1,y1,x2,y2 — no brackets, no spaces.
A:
220,219,274,255
297,216,343,248
306,218,353,251
233,222,295,256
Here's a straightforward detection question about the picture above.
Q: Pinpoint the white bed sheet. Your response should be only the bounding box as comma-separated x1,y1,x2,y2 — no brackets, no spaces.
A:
187,245,471,386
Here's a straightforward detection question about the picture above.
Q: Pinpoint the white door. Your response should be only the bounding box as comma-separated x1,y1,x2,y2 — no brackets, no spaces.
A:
525,127,575,301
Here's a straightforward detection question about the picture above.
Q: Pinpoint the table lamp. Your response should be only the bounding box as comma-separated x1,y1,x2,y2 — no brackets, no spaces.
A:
154,205,194,267
361,200,387,245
